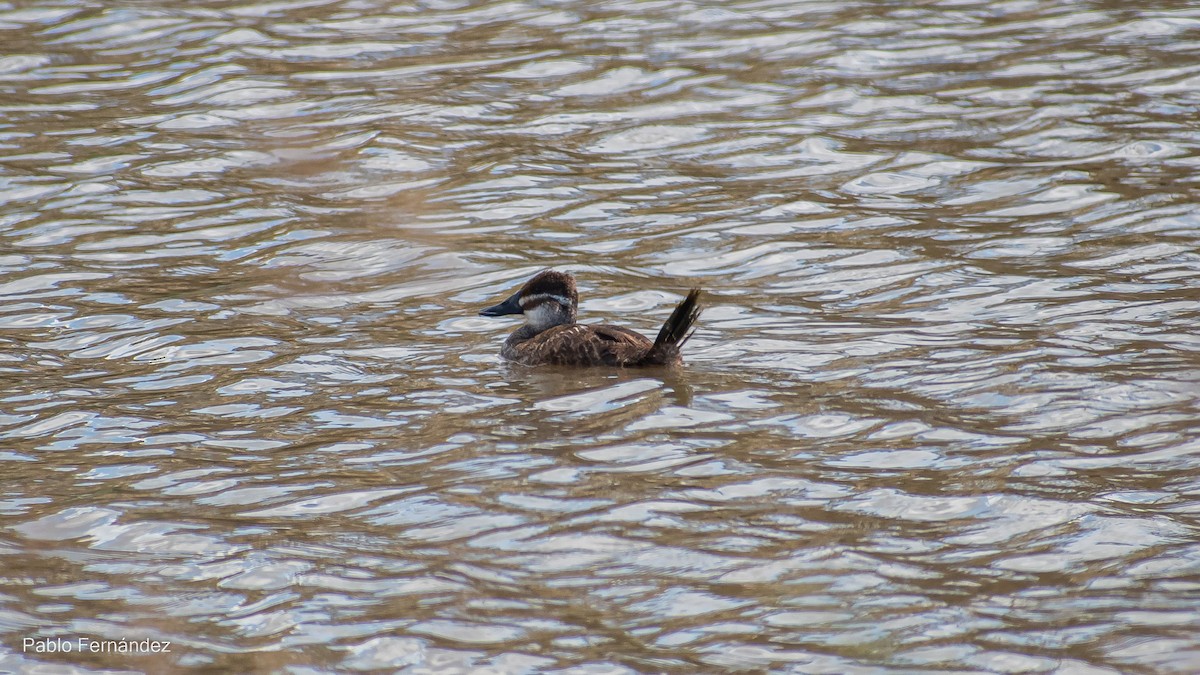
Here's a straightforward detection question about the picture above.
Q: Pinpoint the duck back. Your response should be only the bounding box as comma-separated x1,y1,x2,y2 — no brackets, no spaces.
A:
502,323,657,367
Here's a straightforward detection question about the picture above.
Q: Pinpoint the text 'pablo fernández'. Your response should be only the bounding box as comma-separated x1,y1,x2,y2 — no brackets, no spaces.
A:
23,637,171,654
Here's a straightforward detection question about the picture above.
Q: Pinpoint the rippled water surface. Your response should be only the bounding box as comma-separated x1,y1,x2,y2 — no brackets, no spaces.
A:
3,0,1200,672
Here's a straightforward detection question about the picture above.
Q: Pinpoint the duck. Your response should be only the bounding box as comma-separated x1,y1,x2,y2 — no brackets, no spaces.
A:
479,270,702,367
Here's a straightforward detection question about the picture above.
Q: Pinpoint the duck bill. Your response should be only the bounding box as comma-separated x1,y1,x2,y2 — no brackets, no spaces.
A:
480,290,523,317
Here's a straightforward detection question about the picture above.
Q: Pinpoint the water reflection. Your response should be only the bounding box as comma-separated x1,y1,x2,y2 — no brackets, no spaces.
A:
2,0,1200,672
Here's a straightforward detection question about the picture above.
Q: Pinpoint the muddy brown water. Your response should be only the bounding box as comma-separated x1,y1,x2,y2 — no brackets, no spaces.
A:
2,1,1199,673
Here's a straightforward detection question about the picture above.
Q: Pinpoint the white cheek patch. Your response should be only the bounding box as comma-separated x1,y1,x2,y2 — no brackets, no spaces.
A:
525,301,575,332
519,293,572,309
526,303,557,327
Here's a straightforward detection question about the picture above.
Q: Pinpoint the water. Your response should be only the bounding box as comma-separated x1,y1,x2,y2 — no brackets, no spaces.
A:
3,0,1200,672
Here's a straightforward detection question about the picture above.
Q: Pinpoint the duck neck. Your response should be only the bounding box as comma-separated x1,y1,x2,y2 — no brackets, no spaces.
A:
507,324,542,345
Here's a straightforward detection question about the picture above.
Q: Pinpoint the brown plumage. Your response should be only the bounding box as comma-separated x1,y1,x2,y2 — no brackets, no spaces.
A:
479,270,702,367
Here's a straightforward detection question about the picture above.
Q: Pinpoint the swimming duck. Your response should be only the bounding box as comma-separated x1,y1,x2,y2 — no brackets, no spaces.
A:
479,270,701,367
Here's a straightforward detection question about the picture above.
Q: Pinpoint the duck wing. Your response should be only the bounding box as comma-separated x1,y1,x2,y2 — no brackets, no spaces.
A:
510,324,654,366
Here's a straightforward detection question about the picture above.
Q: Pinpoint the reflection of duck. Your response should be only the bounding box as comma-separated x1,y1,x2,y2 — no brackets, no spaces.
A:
480,270,702,367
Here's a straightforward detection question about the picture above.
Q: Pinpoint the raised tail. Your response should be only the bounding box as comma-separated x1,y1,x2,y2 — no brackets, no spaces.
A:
644,289,702,365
